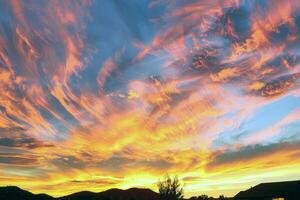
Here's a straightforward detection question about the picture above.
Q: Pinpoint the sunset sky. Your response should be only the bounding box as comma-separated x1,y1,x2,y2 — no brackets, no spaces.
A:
1,0,300,198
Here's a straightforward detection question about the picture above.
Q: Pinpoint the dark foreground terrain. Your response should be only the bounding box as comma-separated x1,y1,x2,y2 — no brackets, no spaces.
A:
0,186,230,200
1,180,300,200
0,186,160,200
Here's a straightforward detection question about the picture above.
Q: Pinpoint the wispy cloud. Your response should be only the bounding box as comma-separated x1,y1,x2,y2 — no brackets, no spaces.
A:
0,0,300,198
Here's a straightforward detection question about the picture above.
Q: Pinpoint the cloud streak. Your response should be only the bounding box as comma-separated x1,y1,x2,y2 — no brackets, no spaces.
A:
0,0,300,198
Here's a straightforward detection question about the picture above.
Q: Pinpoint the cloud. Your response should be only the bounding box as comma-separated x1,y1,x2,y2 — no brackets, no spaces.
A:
0,155,37,165
256,73,300,97
206,141,300,170
98,155,133,172
0,135,53,149
51,155,86,170
1,0,300,198
98,154,175,172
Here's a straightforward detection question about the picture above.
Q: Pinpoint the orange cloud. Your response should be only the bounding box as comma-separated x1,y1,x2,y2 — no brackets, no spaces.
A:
1,0,300,198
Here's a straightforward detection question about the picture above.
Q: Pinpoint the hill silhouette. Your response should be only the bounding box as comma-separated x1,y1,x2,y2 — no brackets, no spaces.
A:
58,188,159,200
0,186,53,200
0,186,159,200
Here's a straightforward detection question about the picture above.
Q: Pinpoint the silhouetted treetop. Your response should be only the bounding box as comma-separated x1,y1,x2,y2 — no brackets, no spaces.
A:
157,175,184,200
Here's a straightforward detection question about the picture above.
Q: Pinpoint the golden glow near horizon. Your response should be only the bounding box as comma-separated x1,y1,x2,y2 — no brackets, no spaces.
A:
1,0,300,198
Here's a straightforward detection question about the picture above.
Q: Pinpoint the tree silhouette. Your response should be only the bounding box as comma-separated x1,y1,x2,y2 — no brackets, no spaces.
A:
189,194,209,200
157,175,184,200
199,194,209,200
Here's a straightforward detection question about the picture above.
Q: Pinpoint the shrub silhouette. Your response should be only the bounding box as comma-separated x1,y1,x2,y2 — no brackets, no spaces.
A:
198,195,209,200
157,175,184,200
189,194,209,200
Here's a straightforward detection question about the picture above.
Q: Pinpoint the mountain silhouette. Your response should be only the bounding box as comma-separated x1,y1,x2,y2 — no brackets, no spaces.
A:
0,186,53,200
0,186,159,200
58,188,159,200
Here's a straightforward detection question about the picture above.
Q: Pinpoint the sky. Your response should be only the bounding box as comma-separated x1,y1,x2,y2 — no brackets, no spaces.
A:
0,0,300,198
